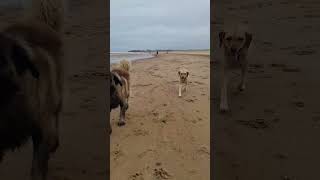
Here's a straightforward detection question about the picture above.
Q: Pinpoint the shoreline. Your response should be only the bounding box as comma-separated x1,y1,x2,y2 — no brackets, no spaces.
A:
111,51,210,65
111,56,155,65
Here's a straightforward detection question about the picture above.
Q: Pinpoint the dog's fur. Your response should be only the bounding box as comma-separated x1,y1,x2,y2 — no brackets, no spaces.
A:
0,0,65,179
218,24,252,112
109,71,123,134
110,60,131,127
178,68,189,97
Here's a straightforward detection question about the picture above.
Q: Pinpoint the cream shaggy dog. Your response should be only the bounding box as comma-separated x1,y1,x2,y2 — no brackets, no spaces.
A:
178,67,189,97
218,23,252,112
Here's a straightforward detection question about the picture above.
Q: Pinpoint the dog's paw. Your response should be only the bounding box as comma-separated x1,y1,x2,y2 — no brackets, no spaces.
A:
219,104,230,113
48,134,60,153
117,121,126,126
238,84,246,91
219,108,230,113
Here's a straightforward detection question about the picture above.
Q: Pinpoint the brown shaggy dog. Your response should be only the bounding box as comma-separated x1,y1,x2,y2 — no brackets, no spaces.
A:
110,60,130,127
109,71,123,134
0,0,65,179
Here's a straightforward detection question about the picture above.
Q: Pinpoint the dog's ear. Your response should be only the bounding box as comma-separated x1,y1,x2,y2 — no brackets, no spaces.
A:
186,72,189,77
219,31,226,48
243,32,253,49
178,70,181,76
11,43,39,79
112,72,122,86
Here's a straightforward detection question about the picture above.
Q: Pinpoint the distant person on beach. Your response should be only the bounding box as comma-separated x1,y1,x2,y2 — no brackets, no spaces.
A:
156,51,159,56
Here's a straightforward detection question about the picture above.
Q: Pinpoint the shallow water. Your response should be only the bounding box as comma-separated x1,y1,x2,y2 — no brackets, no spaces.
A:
110,52,154,64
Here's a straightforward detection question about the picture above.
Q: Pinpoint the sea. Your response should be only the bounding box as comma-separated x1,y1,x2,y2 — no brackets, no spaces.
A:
110,52,155,64
0,1,155,65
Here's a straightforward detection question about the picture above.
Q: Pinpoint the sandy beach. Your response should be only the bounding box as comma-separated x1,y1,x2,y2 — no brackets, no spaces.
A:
169,50,210,56
212,0,320,179
3,0,320,179
110,53,210,180
0,0,109,179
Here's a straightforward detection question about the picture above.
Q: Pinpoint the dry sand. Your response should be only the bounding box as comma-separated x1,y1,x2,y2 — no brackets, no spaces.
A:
110,53,210,180
212,0,320,179
0,0,109,179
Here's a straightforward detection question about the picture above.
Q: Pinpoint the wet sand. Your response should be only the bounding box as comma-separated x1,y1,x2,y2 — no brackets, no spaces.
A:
169,50,210,56
110,53,210,180
212,0,320,179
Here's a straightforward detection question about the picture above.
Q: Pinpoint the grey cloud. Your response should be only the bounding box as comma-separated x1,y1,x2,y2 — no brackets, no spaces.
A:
111,0,210,52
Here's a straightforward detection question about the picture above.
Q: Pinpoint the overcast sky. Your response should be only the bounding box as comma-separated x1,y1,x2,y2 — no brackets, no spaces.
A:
111,0,210,52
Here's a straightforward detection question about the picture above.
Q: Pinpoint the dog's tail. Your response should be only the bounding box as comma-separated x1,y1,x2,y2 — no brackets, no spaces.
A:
25,0,65,33
119,59,131,72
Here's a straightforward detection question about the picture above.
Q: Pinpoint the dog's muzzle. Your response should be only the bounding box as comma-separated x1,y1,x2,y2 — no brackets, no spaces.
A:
181,76,187,82
230,48,237,54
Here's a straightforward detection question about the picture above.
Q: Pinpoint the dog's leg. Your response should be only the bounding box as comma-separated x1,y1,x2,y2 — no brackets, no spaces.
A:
179,84,182,97
31,115,59,180
109,109,113,134
0,152,3,162
239,63,248,91
109,121,112,134
118,103,127,126
31,133,49,180
48,116,59,153
220,67,230,112
109,122,112,134
54,108,62,152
